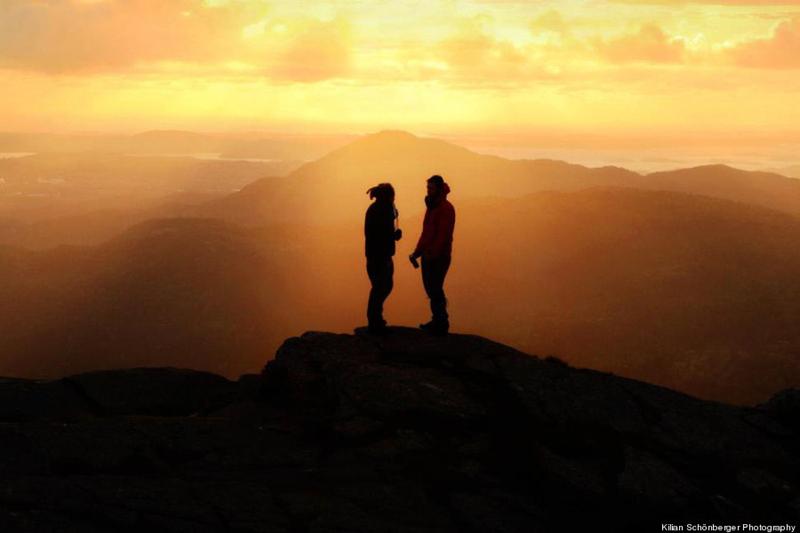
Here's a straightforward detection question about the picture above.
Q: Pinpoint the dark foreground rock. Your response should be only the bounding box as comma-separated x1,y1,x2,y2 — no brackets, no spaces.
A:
0,328,797,532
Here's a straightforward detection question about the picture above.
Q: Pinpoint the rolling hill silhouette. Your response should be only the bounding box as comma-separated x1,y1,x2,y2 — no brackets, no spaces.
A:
2,187,798,404
4,131,800,249
0,218,289,379
768,165,800,179
199,130,800,227
200,130,644,225
644,164,800,216
453,188,800,404
0,152,287,226
0,132,799,405
0,153,294,248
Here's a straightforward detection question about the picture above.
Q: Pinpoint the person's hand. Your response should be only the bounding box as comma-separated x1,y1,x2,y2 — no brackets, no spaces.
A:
409,254,420,269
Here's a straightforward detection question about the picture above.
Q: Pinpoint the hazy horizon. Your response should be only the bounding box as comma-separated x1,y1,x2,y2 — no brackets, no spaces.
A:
2,128,800,174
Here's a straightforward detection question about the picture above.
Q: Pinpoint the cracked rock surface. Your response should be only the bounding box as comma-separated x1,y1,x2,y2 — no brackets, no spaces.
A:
0,327,797,531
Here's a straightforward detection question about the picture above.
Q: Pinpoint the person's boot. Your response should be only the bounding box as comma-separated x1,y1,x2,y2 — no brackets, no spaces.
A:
427,297,448,334
429,321,449,336
420,320,448,335
368,323,392,336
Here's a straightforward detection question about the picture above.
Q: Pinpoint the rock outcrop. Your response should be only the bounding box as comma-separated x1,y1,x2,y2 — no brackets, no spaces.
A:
0,328,797,532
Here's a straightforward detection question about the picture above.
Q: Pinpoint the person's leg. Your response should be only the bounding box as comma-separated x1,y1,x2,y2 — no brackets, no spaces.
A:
420,256,451,332
420,257,435,329
429,256,451,329
366,258,385,327
383,258,394,314
421,256,434,300
367,257,393,329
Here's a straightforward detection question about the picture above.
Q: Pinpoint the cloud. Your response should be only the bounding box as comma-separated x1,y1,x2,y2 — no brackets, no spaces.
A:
592,23,686,64
268,18,353,82
2,0,797,89
729,16,800,68
0,0,354,81
341,17,567,88
434,18,531,81
608,1,800,5
530,10,570,36
0,0,254,73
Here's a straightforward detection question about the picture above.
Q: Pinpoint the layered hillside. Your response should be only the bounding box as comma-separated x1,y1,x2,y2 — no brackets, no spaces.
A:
1,132,800,405
3,188,800,404
0,218,288,379
201,130,643,225
0,153,285,222
5,131,800,247
200,131,800,227
645,164,800,217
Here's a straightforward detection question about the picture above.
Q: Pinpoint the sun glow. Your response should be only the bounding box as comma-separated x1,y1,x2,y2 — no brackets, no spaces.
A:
0,0,798,137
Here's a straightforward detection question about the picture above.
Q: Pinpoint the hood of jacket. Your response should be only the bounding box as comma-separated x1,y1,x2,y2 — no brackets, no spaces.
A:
424,182,451,209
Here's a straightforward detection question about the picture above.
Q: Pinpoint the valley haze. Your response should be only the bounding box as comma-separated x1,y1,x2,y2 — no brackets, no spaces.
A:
0,129,797,407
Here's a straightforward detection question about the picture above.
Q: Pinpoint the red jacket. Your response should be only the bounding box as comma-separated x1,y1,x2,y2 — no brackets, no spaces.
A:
414,187,455,258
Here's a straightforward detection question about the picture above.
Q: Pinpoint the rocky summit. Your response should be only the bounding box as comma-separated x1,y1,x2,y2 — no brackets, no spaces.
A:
0,327,797,532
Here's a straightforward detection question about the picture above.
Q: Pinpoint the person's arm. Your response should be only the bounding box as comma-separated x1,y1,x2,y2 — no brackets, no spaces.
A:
365,204,376,240
382,205,395,243
413,211,432,258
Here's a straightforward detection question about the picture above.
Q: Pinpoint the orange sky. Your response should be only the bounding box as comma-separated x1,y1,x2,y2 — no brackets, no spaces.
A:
1,0,799,138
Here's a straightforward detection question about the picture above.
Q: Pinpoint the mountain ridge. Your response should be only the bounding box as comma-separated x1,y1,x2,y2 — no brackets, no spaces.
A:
199,130,800,228
2,188,800,405
2,131,799,247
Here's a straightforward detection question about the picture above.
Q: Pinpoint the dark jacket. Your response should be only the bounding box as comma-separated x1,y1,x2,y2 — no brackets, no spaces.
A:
365,200,396,259
414,185,455,259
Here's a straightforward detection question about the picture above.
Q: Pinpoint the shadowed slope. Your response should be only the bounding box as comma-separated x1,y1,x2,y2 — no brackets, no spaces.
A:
1,187,799,404
0,218,286,379
645,164,800,216
454,188,800,404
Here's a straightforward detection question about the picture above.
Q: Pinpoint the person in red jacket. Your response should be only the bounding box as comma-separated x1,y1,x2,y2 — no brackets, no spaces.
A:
410,175,455,335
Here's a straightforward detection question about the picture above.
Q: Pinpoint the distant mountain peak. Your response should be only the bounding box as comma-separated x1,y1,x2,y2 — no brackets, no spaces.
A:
684,163,738,172
133,130,207,139
651,163,786,180
352,130,429,148
369,129,418,139
368,130,418,138
320,129,473,161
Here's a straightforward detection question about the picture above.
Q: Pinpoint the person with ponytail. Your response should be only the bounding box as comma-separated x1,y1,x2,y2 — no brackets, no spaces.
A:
364,183,402,335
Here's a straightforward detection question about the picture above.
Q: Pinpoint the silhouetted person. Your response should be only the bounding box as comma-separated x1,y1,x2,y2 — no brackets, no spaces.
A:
365,183,402,335
410,175,455,335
